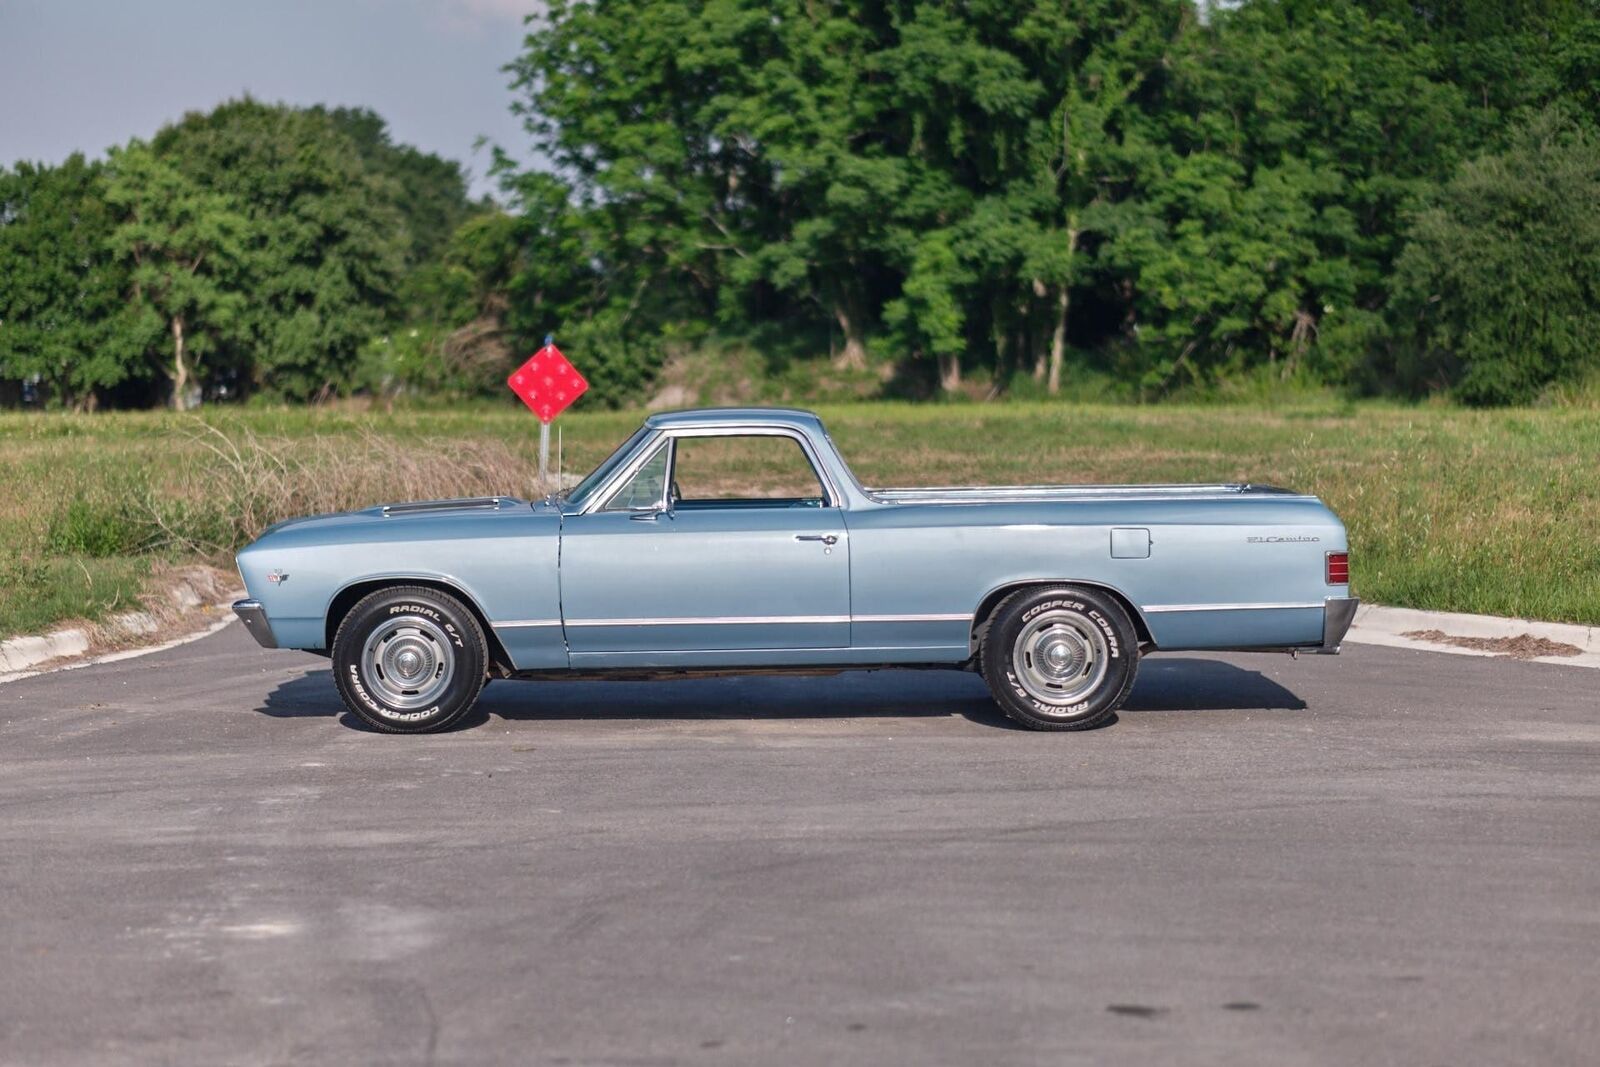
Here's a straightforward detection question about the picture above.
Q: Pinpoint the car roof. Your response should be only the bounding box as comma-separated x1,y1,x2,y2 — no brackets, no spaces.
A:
643,407,825,432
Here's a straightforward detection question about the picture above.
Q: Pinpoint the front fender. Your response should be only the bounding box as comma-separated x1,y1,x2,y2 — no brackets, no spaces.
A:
235,505,565,669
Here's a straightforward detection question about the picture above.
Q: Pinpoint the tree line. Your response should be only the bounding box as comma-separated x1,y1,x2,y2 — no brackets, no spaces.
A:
0,101,481,409
3,0,1599,409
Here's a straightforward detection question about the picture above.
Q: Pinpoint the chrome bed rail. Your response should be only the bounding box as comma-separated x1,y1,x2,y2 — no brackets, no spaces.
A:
866,483,1301,505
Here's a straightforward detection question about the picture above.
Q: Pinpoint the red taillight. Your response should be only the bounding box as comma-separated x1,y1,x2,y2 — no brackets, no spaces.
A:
1326,551,1350,586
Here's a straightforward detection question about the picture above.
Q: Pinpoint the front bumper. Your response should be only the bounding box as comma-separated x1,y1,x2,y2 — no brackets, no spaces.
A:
233,599,279,649
1317,596,1360,654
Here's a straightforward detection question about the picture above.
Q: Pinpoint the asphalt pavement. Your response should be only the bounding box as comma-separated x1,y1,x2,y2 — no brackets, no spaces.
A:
1,624,1596,1066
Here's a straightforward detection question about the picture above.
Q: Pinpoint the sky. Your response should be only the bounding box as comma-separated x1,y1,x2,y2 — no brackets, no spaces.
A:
0,0,541,197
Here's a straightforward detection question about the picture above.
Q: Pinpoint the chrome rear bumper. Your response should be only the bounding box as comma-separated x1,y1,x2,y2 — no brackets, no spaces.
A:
1317,596,1360,654
233,599,278,649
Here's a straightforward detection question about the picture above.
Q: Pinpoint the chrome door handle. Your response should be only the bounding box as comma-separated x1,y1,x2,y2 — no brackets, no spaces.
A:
795,534,839,546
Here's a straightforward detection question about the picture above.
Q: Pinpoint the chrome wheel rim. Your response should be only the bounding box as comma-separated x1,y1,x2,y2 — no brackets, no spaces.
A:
361,615,455,712
1010,610,1109,712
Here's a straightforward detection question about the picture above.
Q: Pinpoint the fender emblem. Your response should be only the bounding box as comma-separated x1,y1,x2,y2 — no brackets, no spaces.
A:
266,569,289,584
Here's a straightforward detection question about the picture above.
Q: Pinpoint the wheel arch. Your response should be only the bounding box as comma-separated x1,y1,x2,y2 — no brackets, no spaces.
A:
970,579,1155,654
325,576,515,676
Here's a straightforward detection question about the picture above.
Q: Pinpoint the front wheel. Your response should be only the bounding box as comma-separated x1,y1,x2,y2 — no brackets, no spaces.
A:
332,586,488,733
980,585,1140,731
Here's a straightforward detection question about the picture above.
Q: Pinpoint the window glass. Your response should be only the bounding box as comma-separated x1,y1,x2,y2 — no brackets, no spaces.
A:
671,435,827,506
566,426,650,508
601,444,669,511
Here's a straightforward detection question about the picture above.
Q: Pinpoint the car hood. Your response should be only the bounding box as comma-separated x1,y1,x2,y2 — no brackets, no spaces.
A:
253,496,547,542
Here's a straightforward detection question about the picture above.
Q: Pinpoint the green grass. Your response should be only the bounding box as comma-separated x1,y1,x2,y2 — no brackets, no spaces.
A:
2,399,1598,639
0,554,151,638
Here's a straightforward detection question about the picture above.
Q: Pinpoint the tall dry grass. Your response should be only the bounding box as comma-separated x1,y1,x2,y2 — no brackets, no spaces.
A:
142,422,546,553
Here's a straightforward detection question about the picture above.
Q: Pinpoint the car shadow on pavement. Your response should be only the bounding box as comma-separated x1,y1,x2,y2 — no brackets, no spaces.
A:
255,668,1015,730
256,657,1304,732
1123,657,1307,713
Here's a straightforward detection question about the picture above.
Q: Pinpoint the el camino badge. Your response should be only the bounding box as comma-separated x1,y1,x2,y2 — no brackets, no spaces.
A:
1246,535,1320,544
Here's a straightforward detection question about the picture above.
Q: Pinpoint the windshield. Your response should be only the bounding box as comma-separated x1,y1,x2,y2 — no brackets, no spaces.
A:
563,425,652,509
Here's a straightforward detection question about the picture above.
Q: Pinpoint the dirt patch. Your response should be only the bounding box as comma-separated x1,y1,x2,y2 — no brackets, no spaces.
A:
1401,629,1583,659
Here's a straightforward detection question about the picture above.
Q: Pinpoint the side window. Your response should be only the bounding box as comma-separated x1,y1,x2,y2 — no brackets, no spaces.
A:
601,444,669,511
671,435,828,508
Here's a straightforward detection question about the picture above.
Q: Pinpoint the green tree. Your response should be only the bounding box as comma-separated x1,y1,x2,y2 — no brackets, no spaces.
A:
0,155,153,408
105,143,248,409
1097,1,1469,389
722,2,926,371
884,229,970,389
323,106,481,268
1393,108,1600,404
866,0,1038,390
981,0,1184,393
151,100,408,399
497,0,1600,403
1107,152,1359,389
1349,0,1593,126
508,0,1186,392
509,1,752,345
470,170,602,354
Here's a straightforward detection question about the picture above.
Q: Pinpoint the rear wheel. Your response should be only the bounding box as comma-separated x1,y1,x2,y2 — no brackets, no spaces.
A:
980,585,1139,730
331,586,488,733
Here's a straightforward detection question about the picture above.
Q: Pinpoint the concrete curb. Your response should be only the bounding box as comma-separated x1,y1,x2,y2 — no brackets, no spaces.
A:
0,613,239,687
1346,604,1600,670
0,624,97,675
0,573,245,684
0,608,178,674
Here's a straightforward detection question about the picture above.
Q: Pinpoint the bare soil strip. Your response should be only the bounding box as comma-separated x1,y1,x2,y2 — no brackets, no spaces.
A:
1401,628,1584,659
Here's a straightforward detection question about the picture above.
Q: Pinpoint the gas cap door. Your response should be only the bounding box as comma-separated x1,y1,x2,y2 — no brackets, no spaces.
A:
1110,527,1152,559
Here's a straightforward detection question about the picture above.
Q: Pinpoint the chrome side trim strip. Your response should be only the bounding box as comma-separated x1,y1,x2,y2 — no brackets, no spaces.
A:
566,644,969,659
852,613,971,623
491,619,563,629
562,613,971,628
565,615,852,627
1143,602,1324,614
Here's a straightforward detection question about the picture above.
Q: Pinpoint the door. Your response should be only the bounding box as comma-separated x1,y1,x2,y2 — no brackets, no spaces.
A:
559,431,851,659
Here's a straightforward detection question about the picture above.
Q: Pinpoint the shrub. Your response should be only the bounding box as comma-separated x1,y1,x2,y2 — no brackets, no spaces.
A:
45,481,158,557
1392,109,1600,405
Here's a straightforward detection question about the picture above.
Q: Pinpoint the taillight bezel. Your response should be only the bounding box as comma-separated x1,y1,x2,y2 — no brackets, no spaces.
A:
1326,550,1350,586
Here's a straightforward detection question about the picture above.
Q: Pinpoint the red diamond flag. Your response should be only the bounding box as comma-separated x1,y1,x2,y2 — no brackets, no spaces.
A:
507,344,588,424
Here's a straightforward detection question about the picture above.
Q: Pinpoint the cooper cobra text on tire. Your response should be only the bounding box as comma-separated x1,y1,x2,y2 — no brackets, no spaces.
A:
979,584,1140,730
331,585,488,733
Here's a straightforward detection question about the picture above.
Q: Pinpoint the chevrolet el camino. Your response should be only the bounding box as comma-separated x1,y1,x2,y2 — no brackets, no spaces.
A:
233,408,1357,733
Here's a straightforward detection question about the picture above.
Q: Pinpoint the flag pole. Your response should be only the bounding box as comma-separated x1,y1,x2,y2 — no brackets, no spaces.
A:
539,423,551,494
538,334,554,494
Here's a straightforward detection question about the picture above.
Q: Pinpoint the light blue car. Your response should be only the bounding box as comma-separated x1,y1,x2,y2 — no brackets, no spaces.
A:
234,408,1357,733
